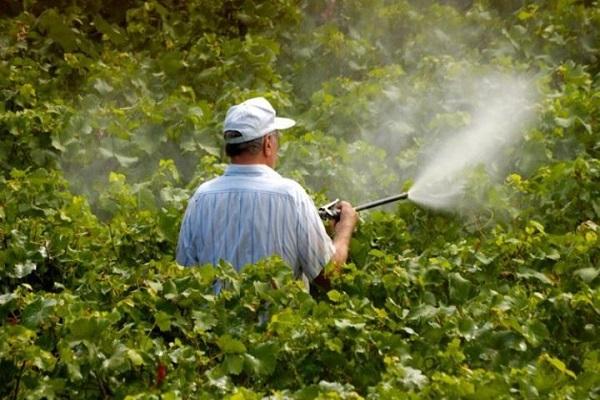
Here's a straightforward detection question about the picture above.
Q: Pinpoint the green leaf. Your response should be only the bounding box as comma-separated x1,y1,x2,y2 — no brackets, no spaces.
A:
133,125,160,154
516,268,553,285
410,304,438,320
93,79,114,95
217,334,247,354
93,16,127,45
38,9,78,52
11,260,36,278
114,153,139,168
192,310,218,333
555,117,574,128
474,252,493,265
70,316,110,340
401,366,429,390
457,317,477,340
103,348,127,371
26,346,56,371
449,272,472,303
247,342,278,376
155,311,172,332
268,308,302,335
0,292,17,306
99,147,139,167
197,143,221,157
162,392,180,400
574,267,599,283
523,320,550,347
22,298,56,329
188,106,204,120
224,354,245,375
334,319,365,330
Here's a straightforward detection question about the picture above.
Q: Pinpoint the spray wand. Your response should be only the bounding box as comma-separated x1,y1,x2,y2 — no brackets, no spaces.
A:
318,192,409,221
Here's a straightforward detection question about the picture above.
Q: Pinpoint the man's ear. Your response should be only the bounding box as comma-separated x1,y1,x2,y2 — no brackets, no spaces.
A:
263,134,274,157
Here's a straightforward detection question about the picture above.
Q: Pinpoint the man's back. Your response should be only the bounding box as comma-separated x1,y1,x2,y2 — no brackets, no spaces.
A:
176,164,334,281
176,96,357,289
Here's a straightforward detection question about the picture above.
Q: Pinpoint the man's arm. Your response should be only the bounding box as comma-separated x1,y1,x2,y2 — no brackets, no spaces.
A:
329,201,358,271
313,201,358,288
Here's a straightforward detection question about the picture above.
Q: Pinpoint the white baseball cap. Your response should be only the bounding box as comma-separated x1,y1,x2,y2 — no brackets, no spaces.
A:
223,97,296,144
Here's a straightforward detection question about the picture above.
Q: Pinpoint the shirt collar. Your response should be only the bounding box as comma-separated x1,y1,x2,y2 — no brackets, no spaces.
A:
224,164,281,178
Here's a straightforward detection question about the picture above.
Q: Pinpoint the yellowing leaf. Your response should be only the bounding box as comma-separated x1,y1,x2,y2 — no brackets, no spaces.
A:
327,290,343,302
127,349,144,366
540,354,576,379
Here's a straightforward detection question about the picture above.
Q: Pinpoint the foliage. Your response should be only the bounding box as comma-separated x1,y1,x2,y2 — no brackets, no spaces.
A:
1,0,599,398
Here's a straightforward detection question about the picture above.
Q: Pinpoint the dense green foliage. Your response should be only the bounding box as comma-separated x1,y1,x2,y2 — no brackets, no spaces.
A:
1,0,599,398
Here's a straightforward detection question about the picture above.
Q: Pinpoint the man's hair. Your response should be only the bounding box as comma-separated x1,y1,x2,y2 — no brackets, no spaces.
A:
224,131,264,157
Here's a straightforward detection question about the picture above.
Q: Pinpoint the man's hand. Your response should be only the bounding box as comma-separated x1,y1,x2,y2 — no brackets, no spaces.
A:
333,201,358,233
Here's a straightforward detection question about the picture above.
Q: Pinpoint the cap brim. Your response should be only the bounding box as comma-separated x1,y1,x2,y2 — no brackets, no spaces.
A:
273,117,296,130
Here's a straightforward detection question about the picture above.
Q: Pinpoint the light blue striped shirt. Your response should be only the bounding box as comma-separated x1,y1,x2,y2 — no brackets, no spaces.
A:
176,164,335,284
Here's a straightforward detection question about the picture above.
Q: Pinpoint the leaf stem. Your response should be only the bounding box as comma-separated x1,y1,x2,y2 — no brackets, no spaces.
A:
107,223,119,261
11,360,26,400
95,372,111,399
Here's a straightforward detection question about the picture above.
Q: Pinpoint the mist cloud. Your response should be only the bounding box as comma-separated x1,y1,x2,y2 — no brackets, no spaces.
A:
408,72,537,211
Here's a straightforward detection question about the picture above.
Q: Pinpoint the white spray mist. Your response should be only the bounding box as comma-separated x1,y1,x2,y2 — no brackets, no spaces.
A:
407,73,537,211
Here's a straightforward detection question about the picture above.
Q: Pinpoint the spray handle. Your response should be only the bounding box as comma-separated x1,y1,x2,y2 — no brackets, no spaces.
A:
318,198,341,221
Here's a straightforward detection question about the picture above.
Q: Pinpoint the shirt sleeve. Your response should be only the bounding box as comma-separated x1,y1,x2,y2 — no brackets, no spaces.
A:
176,199,199,266
295,190,335,280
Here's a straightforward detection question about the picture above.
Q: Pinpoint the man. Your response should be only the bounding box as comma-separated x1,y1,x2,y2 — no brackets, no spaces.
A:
176,97,357,290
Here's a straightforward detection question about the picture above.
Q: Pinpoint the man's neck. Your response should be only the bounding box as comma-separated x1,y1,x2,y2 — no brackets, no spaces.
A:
230,158,265,165
230,156,274,168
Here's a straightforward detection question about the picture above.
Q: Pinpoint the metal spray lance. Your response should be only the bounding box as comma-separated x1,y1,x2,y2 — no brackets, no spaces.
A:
318,192,410,221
